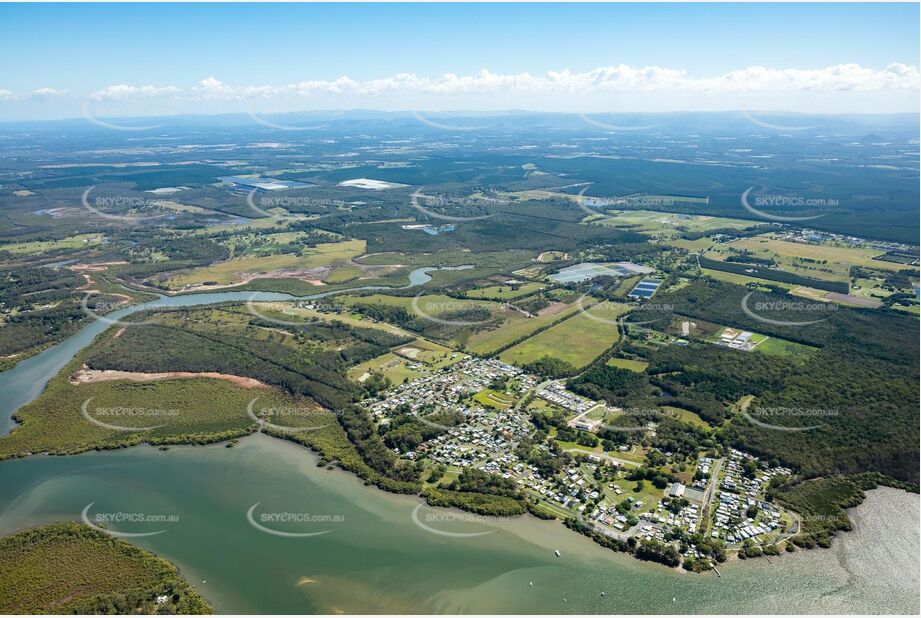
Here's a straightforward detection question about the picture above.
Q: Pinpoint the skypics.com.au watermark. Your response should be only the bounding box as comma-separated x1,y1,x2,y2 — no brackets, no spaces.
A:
410,504,511,538
741,187,836,223
81,186,170,222
246,398,333,432
599,406,671,433
245,189,352,219
576,293,673,327
411,297,501,327
245,502,341,538
741,292,838,327
80,295,182,328
81,398,179,432
411,187,495,222
741,406,838,432
81,503,176,538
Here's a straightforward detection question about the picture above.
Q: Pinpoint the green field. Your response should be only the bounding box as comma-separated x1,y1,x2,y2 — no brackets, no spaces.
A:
464,281,546,300
394,339,460,366
342,292,497,315
704,235,917,291
701,268,798,290
348,352,424,385
473,388,514,410
158,239,366,289
1,233,105,255
499,301,630,368
661,406,712,429
0,523,210,614
464,300,587,355
729,236,915,273
606,357,649,372
756,336,819,360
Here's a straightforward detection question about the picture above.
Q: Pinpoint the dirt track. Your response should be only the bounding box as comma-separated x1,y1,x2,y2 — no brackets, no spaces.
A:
69,367,267,389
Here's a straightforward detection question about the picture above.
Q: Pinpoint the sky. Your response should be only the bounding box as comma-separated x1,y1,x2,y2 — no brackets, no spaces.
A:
0,2,919,121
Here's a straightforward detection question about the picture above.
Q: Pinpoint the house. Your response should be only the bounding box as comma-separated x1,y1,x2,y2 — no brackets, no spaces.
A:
668,482,686,498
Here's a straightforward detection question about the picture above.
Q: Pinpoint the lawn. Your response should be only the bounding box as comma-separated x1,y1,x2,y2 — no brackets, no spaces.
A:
499,301,630,369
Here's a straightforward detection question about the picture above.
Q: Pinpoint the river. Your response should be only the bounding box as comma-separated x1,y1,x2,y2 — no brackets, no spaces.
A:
0,264,470,434
0,266,917,614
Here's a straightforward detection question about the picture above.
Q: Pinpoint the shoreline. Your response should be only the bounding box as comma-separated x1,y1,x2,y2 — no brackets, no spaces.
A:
2,428,913,578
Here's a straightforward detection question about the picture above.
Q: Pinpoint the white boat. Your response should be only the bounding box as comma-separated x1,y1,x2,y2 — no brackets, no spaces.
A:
554,550,561,557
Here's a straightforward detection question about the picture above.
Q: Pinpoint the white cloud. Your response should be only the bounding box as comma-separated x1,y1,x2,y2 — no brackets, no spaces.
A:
89,84,180,100
28,87,69,99
204,63,919,97
3,63,918,106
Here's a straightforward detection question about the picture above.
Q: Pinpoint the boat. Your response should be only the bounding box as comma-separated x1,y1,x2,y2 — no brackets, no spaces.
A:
554,549,561,557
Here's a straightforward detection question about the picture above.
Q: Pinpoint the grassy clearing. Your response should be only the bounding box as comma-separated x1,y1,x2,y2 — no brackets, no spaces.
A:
0,522,210,614
701,268,798,290
251,302,413,337
595,209,756,238
731,236,916,272
606,357,649,372
756,336,819,360
463,281,546,300
706,235,917,291
394,339,459,367
665,238,715,252
661,406,712,429
325,264,364,283
159,239,366,289
347,352,423,385
342,292,492,314
473,389,514,410
2,233,105,255
499,301,629,368
464,300,586,355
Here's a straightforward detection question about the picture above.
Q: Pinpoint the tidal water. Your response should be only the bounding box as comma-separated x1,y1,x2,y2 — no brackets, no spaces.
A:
0,436,916,614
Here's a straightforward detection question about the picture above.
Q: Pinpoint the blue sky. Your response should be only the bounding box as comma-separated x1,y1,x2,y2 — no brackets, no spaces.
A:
1,2,918,119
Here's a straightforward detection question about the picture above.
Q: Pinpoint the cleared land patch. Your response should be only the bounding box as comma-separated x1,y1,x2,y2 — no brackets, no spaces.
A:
499,301,630,368
606,357,649,372
155,239,366,290
464,281,545,300
464,299,587,355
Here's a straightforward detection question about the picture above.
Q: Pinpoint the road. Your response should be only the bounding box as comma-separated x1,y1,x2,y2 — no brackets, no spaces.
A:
698,457,725,534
